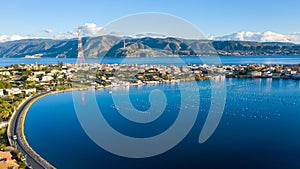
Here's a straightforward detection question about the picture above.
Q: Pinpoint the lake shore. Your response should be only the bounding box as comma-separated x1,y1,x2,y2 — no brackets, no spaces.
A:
22,78,300,169
8,88,78,169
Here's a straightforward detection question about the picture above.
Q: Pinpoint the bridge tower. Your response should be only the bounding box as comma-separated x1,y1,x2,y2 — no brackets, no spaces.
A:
77,26,85,65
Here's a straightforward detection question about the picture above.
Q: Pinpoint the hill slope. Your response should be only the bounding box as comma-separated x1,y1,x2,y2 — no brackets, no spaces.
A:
1,36,300,58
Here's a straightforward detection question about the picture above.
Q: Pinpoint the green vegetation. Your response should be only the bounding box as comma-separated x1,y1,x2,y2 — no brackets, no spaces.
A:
19,162,26,169
0,94,27,148
0,80,12,89
11,149,27,168
0,127,8,149
0,99,13,121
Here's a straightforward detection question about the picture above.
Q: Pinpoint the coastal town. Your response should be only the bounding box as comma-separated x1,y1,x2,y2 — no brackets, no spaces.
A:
0,61,300,168
0,62,300,95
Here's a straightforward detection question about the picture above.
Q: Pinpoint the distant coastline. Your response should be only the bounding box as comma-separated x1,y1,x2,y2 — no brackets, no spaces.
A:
1,36,300,58
1,55,300,68
24,54,43,58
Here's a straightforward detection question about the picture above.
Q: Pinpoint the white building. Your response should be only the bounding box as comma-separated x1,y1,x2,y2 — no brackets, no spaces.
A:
5,88,21,95
26,76,39,82
0,89,3,97
263,72,272,78
248,71,262,77
0,121,8,128
33,71,46,76
291,71,297,75
0,71,11,76
22,88,36,95
41,75,54,82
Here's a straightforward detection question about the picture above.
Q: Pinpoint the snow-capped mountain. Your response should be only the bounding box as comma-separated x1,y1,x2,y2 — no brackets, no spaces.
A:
214,31,300,44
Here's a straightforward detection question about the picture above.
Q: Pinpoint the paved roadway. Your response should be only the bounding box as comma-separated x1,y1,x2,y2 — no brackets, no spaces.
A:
8,92,55,169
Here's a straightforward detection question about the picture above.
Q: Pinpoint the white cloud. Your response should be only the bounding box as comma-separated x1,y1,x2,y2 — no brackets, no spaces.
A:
46,23,103,40
0,34,45,43
53,31,76,40
130,32,167,38
215,31,300,44
81,23,103,36
286,32,300,44
2,28,300,44
43,29,53,33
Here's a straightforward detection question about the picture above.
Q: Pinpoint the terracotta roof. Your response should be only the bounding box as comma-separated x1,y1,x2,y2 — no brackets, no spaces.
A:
0,160,19,169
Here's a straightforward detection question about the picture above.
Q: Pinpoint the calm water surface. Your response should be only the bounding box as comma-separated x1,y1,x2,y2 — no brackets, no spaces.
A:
1,55,300,66
25,78,300,169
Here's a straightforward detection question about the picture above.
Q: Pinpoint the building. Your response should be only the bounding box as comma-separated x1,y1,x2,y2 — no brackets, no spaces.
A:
262,72,272,78
22,88,36,95
0,71,11,76
0,89,3,97
5,88,21,95
41,75,54,82
248,71,262,77
0,122,8,128
26,76,39,82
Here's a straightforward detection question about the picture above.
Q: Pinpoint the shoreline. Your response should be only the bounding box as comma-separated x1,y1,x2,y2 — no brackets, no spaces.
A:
20,91,67,169
8,89,76,169
20,92,55,168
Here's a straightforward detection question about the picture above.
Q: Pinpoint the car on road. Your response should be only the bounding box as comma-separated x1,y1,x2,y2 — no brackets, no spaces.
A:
12,135,17,140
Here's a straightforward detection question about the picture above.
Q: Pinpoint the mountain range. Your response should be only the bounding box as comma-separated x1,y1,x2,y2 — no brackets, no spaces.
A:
1,35,300,58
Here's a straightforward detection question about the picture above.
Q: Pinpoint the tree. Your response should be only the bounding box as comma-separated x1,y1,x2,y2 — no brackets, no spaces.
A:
9,95,15,103
0,80,11,89
11,149,24,161
1,109,11,120
0,99,12,109
19,162,26,169
0,144,6,150
0,99,13,120
12,101,20,111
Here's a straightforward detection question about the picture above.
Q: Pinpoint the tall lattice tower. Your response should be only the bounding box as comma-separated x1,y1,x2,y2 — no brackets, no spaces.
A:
77,26,85,65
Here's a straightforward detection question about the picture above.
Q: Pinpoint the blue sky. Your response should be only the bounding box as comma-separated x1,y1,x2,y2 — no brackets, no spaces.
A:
1,0,300,37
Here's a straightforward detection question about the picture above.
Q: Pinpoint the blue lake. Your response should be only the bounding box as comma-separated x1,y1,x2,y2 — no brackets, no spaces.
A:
2,55,300,67
25,78,300,169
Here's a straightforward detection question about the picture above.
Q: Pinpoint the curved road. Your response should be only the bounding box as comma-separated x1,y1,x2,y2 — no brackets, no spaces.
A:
8,92,55,169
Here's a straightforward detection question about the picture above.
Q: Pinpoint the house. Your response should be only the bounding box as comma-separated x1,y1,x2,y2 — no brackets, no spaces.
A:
0,122,8,128
215,68,225,73
22,88,36,95
0,89,3,97
181,66,190,73
248,71,262,77
0,71,11,76
33,71,45,76
26,76,39,82
262,72,272,78
291,70,297,75
5,88,21,95
41,76,54,82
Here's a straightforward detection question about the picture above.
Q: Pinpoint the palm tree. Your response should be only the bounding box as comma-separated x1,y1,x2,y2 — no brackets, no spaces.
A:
2,109,11,120
12,101,20,111
9,95,15,103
